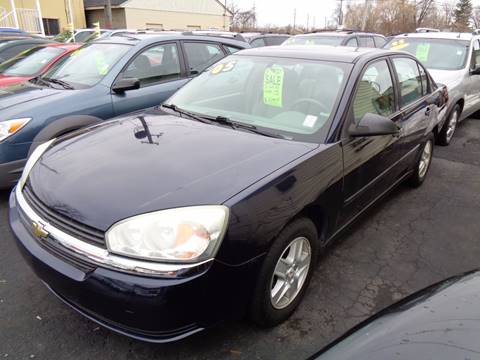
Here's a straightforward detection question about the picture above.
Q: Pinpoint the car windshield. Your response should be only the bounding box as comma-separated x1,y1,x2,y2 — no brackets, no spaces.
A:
283,36,344,46
0,46,64,76
41,43,130,89
385,37,470,70
167,56,350,143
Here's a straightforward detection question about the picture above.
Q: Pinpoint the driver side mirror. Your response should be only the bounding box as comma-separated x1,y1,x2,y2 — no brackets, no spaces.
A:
348,113,400,137
112,77,140,93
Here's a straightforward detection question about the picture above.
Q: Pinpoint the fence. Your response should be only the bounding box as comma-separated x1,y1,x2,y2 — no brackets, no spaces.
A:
0,6,43,34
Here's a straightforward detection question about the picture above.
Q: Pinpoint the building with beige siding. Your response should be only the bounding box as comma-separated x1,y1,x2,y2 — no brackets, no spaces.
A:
0,0,86,35
84,0,232,31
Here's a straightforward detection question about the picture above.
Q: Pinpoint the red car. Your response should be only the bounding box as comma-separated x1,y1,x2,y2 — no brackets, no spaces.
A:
0,43,81,87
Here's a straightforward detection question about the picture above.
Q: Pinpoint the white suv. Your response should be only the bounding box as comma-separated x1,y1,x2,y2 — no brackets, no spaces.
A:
385,32,480,145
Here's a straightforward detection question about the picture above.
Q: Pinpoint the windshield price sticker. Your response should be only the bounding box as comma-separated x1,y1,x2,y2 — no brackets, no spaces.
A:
416,43,430,62
211,61,236,75
263,66,285,108
390,39,409,50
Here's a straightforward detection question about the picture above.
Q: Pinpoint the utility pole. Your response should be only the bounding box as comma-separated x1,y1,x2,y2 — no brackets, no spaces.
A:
339,0,344,26
9,0,19,29
293,8,296,31
307,14,310,32
105,0,112,29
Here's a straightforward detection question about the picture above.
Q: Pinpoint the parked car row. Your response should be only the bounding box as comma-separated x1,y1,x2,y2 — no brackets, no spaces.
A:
2,25,479,346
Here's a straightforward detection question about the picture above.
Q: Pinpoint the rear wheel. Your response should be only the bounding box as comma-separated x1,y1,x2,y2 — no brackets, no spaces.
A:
408,133,434,188
436,105,460,146
250,218,318,327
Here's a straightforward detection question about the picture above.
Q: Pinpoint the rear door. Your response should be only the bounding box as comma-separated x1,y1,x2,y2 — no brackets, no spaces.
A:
339,58,402,226
111,41,189,115
181,41,226,77
389,56,436,171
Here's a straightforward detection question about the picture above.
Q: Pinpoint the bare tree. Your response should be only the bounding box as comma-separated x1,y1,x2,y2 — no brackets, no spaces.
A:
416,0,435,26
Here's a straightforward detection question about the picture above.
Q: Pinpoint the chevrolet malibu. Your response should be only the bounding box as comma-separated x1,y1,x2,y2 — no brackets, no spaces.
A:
9,46,446,342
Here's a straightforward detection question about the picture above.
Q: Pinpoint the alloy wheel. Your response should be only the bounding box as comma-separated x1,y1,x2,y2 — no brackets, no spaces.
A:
418,140,433,179
446,111,458,143
270,237,312,310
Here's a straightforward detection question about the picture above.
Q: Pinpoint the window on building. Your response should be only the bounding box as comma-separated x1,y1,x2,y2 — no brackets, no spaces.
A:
42,18,60,36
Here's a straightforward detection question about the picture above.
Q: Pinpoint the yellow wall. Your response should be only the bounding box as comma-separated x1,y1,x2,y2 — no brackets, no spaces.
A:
0,0,86,31
124,8,230,30
85,8,126,29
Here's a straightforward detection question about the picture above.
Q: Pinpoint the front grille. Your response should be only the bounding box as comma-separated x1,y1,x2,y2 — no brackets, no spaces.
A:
23,184,106,248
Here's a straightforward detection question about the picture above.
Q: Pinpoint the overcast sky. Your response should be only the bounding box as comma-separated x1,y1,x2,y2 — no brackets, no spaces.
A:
231,0,480,28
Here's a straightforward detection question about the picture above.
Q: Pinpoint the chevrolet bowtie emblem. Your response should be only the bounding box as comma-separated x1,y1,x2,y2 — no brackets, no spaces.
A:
32,221,49,239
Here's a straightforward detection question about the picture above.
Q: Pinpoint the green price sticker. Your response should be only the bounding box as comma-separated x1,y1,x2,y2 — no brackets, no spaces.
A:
263,66,284,108
416,43,430,62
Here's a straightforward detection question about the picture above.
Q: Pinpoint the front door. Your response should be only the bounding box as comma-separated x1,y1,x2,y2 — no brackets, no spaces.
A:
111,42,189,116
339,58,402,227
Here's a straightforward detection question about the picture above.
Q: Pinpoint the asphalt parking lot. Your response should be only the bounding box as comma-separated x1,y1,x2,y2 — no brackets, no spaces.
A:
1,117,480,360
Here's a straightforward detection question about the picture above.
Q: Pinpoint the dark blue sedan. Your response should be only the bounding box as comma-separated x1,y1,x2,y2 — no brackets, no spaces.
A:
9,46,446,342
0,33,249,188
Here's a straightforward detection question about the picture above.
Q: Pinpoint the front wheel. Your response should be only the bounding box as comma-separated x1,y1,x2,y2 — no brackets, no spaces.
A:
250,218,318,327
436,105,460,146
408,133,434,188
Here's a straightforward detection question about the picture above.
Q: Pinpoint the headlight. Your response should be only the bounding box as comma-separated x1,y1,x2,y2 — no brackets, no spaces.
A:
0,118,31,142
18,138,56,189
106,206,229,262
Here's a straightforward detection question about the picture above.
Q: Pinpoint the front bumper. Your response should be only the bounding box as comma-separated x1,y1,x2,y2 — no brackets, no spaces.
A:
0,158,25,190
9,189,262,342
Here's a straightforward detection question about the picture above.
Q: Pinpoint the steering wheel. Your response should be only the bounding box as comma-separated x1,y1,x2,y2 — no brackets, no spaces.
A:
289,98,330,114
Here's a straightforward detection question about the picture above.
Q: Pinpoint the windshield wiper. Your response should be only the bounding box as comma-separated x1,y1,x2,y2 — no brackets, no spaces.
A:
30,76,53,88
161,104,214,125
209,116,290,140
42,77,74,90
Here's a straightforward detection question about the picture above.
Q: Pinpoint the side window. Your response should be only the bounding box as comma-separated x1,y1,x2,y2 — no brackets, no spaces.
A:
471,39,480,70
184,42,224,74
353,60,395,121
393,57,423,107
225,45,241,54
250,38,266,48
124,43,181,86
266,36,289,46
374,36,386,48
345,37,358,47
418,63,429,95
359,36,375,48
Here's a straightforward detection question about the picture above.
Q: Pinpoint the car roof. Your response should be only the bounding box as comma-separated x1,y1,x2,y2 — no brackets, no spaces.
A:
294,32,384,38
0,38,52,46
94,33,250,48
46,43,82,51
393,32,474,41
235,45,401,63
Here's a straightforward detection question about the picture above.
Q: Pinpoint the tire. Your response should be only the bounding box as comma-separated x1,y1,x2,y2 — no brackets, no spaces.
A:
250,217,318,327
408,133,434,188
436,105,460,146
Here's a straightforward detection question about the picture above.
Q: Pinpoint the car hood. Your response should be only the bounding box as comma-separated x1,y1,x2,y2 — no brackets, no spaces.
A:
28,113,318,231
0,82,62,110
428,68,464,89
0,74,31,87
313,270,480,360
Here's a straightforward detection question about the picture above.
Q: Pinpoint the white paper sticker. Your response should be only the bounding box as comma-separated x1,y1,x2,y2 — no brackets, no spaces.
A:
303,115,318,128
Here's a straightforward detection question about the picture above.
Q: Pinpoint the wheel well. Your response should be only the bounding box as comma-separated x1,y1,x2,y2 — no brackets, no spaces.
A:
296,205,326,242
456,99,464,114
